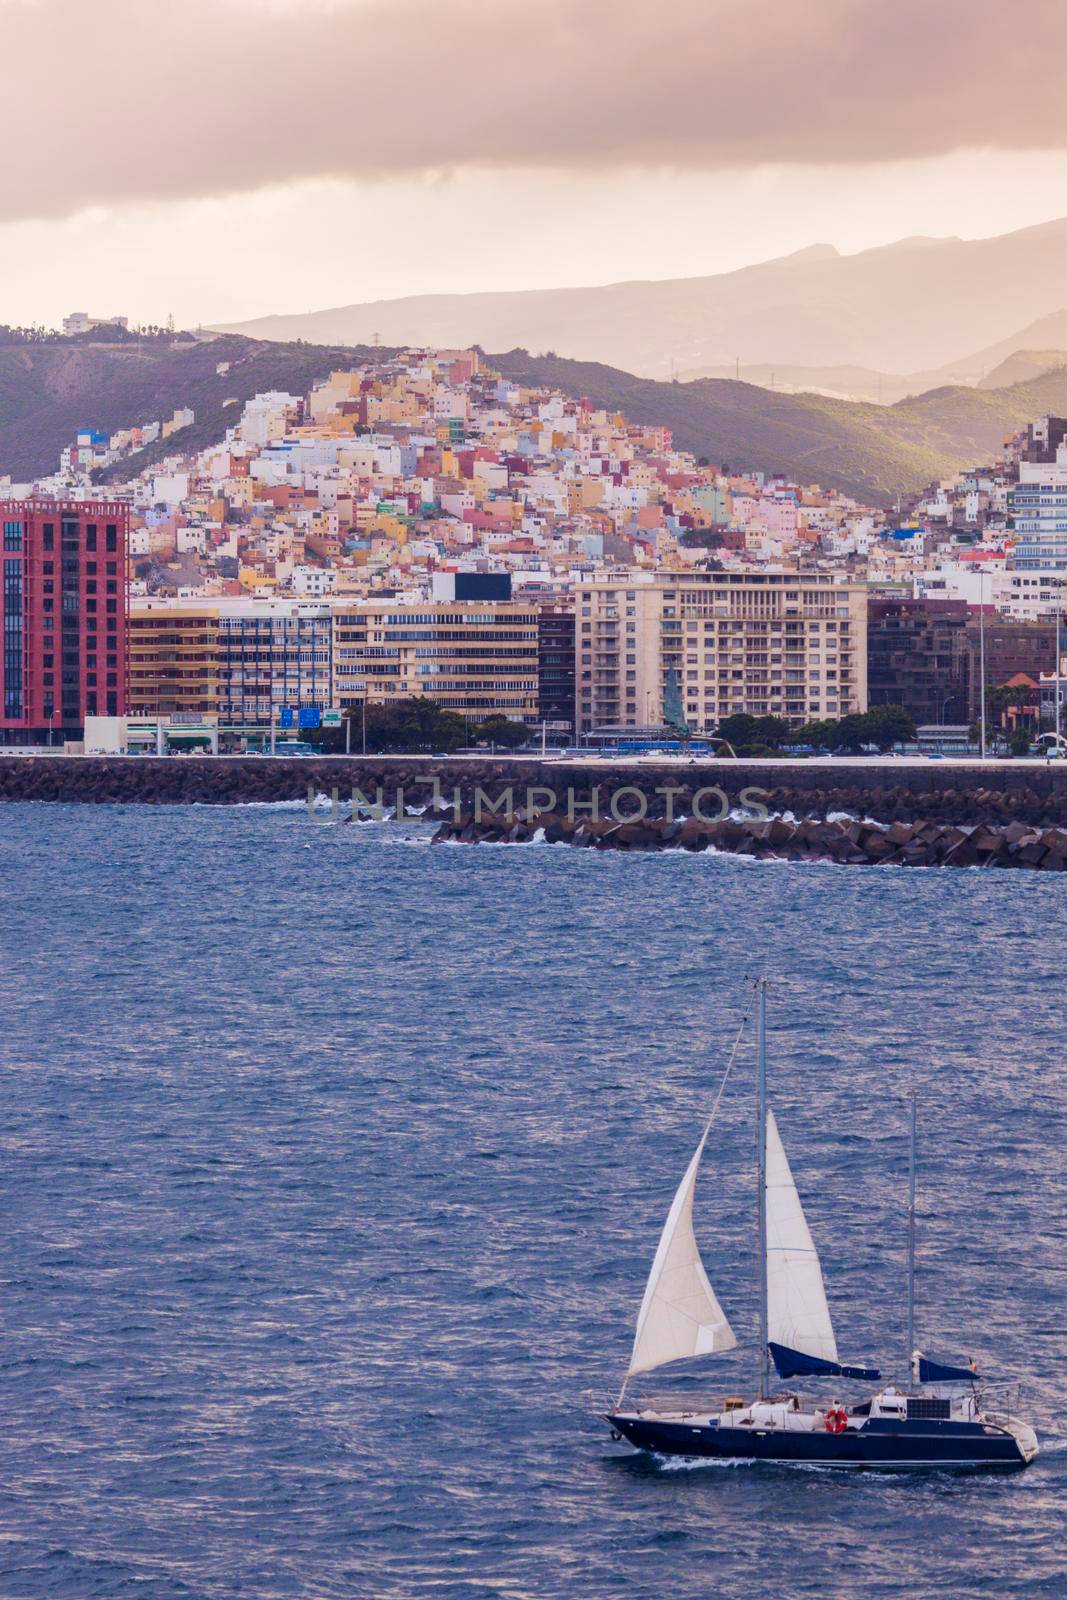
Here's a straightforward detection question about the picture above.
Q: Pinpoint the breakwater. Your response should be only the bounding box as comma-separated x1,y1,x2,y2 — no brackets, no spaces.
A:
4,754,1067,829
431,810,1067,869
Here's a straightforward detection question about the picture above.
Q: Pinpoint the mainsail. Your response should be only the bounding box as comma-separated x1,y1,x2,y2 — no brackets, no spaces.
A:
765,1108,838,1366
627,1130,737,1377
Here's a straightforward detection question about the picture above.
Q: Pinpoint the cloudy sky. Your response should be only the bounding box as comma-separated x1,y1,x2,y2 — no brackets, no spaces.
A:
5,0,1067,328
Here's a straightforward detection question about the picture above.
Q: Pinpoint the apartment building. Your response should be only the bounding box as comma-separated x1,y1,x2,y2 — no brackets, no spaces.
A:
575,571,867,734
217,601,332,725
1,498,129,745
961,617,1057,719
129,598,333,725
129,600,220,718
536,601,576,733
332,599,540,723
867,597,970,724
1011,447,1067,569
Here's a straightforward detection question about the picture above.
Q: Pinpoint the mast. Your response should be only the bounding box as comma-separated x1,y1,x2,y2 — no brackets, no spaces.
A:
906,1090,917,1381
756,977,769,1399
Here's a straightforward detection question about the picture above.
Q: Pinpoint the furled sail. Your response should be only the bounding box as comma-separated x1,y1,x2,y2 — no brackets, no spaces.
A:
917,1353,980,1384
769,1343,881,1382
627,1130,737,1377
765,1108,838,1367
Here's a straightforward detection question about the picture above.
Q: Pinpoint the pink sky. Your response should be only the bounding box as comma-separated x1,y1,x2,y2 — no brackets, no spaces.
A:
3,0,1067,327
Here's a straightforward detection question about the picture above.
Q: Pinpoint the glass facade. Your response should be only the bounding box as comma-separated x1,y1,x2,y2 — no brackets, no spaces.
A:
1010,482,1067,569
3,556,23,718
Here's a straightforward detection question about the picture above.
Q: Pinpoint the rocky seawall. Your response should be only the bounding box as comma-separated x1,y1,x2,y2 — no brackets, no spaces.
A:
3,754,1067,828
430,810,1067,870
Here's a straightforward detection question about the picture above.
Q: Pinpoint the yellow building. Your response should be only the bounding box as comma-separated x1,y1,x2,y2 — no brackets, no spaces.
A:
129,602,221,718
238,566,277,591
332,599,540,723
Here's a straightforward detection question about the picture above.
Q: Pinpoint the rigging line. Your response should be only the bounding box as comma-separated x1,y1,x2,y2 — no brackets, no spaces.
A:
700,1002,749,1139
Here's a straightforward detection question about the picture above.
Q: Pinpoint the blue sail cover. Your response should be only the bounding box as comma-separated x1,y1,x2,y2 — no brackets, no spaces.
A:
769,1342,881,1382
918,1356,979,1384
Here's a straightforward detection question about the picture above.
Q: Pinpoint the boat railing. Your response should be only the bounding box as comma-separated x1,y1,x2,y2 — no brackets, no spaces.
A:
589,1391,728,1416
630,1393,729,1416
977,1384,1025,1418
620,1391,824,1416
593,1383,1029,1421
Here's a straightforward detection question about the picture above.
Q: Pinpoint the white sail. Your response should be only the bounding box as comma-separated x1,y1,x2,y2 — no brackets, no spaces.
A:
765,1108,838,1363
627,1130,737,1378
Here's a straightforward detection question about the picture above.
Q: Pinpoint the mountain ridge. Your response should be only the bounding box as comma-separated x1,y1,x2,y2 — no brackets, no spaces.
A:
212,216,1067,388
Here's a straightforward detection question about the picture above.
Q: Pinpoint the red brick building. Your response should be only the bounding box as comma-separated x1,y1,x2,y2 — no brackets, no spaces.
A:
1,498,129,744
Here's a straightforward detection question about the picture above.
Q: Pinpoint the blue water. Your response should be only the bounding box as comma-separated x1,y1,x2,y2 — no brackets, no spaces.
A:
0,803,1063,1600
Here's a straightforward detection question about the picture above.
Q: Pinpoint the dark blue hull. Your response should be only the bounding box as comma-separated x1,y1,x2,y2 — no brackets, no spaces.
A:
608,1413,1027,1471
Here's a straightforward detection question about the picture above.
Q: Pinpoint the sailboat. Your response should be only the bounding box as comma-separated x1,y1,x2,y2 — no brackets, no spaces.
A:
606,981,1039,1470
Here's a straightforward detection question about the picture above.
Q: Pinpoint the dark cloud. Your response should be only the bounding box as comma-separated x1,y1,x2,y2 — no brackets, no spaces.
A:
2,0,1064,220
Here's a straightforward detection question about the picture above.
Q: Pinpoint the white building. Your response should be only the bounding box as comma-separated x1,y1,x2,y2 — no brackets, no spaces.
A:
291,565,339,596
62,312,129,336
1012,449,1067,569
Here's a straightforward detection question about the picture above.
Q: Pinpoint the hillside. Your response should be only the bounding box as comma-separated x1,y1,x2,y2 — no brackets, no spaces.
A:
4,335,1067,506
486,350,1067,504
216,216,1067,384
0,335,382,483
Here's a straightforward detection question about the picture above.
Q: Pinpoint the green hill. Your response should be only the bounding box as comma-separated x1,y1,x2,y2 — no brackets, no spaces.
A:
2,334,1066,506
0,334,382,483
488,350,1067,504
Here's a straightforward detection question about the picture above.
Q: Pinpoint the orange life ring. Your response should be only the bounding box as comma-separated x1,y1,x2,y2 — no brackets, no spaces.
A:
825,1407,848,1435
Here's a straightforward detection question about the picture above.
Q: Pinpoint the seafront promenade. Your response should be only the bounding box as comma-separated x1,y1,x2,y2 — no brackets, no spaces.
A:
3,753,1067,830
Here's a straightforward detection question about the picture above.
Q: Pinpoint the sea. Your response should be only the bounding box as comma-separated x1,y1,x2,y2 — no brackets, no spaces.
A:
0,801,1063,1600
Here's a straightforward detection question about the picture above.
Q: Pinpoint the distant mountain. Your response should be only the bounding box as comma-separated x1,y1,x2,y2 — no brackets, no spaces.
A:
0,334,380,482
5,334,1067,508
673,361,910,404
215,217,1067,384
976,350,1067,389
947,310,1067,387
675,312,1067,402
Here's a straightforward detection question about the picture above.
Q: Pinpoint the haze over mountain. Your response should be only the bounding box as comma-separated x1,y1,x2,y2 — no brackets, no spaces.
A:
681,310,1067,402
216,218,1067,395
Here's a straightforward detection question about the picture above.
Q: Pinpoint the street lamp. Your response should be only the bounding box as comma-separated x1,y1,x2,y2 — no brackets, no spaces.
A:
978,569,987,760
1055,589,1062,747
